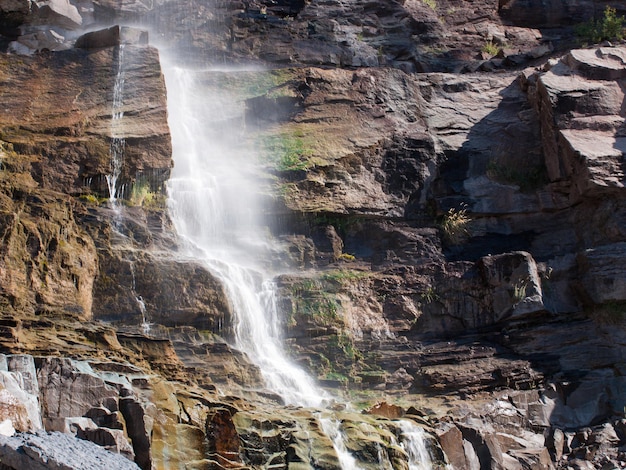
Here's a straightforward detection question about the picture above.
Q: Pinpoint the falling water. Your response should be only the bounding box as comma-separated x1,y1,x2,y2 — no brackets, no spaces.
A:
398,420,435,470
107,44,126,202
129,261,152,335
163,64,327,408
319,415,361,470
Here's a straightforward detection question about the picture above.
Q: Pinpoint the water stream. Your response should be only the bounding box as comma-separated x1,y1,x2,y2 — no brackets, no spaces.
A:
107,44,126,202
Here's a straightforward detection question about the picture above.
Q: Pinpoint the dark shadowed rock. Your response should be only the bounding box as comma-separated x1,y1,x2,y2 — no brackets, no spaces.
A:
75,25,149,49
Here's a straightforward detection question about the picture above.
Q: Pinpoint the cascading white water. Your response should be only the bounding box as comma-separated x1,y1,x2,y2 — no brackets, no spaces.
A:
163,64,326,409
107,44,126,202
398,420,436,470
319,415,361,470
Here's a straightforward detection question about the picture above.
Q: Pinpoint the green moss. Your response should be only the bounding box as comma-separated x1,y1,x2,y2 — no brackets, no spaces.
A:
127,181,166,208
260,131,315,172
321,269,369,286
79,194,101,205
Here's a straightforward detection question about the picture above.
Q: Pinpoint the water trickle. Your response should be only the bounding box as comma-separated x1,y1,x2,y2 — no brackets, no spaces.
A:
107,44,126,202
129,261,152,335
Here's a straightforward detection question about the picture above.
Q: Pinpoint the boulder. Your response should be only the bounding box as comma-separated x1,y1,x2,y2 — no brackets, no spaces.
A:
29,0,83,29
9,28,70,53
529,46,626,200
478,251,545,321
0,430,140,470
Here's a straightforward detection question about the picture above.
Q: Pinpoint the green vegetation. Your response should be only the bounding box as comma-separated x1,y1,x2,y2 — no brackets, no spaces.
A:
486,160,548,192
420,287,439,303
290,278,340,325
128,181,166,208
320,269,370,291
260,130,315,172
79,194,101,205
481,40,501,56
422,0,436,11
512,278,528,302
438,206,470,245
575,6,625,44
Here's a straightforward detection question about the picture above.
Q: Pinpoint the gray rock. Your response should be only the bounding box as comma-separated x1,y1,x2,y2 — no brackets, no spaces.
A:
578,242,626,303
7,355,38,395
29,0,83,29
0,430,140,469
35,357,118,431
0,0,30,13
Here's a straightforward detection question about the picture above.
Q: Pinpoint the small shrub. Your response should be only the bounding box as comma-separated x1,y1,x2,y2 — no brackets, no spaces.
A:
575,6,625,44
439,206,470,245
422,0,436,10
481,40,500,56
128,182,165,208
512,278,528,302
420,287,438,303
79,194,100,205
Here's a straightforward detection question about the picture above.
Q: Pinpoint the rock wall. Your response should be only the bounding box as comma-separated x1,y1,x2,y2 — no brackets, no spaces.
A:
0,0,625,470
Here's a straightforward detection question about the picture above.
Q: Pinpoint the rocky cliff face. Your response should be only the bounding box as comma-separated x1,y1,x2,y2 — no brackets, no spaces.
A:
0,1,626,470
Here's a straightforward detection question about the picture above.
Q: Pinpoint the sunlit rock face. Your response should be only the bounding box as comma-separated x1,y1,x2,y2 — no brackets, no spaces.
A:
0,0,626,469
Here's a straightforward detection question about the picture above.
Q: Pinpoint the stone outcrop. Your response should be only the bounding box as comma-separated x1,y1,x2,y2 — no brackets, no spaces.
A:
0,430,140,470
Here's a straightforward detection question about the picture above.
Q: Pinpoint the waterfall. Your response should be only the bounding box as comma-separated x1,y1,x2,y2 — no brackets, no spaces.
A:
398,420,436,470
163,64,326,409
107,44,126,202
159,56,438,470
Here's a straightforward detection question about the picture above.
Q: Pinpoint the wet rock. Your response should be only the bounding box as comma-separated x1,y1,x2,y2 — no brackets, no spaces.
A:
205,407,242,467
119,394,152,470
75,25,149,49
